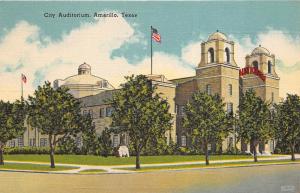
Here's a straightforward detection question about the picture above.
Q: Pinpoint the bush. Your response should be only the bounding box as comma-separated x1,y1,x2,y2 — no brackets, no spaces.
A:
4,146,50,154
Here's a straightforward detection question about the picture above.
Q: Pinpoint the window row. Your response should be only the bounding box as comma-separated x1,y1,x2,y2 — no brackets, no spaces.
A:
252,60,272,74
208,47,231,63
205,84,233,96
83,106,113,118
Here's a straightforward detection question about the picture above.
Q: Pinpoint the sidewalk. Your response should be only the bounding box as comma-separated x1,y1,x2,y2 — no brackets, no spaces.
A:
4,154,300,174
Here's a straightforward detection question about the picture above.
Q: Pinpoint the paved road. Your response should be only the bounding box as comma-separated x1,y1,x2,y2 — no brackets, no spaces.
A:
0,164,299,193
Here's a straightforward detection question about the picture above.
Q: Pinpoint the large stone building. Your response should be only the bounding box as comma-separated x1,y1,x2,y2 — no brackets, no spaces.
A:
7,31,280,154
79,74,177,147
171,31,279,154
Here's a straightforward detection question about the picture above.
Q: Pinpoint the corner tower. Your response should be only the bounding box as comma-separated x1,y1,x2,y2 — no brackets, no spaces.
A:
195,31,240,115
241,45,280,103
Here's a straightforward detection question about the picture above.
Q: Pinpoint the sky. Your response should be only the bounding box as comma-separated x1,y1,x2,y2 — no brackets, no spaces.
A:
0,1,300,101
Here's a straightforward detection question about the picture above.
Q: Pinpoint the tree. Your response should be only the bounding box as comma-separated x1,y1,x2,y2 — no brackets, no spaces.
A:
110,75,172,169
274,94,300,161
98,128,112,157
28,81,85,168
81,115,99,155
238,89,272,162
183,91,231,165
0,100,26,165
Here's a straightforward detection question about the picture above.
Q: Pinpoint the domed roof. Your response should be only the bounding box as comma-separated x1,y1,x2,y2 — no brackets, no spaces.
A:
64,74,108,86
78,62,91,70
251,45,270,55
208,31,228,41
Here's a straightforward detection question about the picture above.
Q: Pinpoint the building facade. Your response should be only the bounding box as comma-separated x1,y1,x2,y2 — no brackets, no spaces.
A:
7,31,280,155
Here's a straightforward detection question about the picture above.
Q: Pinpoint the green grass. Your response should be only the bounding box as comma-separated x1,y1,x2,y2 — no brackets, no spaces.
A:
0,162,78,171
120,159,300,172
5,154,281,166
118,160,300,172
79,169,106,174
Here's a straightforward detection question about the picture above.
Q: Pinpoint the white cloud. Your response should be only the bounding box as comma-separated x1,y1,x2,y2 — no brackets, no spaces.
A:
0,17,193,101
0,18,299,101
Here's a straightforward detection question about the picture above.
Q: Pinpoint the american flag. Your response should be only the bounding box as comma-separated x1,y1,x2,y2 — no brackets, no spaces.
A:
21,74,27,83
152,27,161,43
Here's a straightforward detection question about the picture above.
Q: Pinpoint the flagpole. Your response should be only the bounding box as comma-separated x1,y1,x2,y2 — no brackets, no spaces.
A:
21,74,23,100
150,26,153,75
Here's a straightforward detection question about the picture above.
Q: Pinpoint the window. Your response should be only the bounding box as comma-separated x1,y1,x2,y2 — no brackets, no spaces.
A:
208,48,214,63
206,84,212,95
181,135,187,147
113,135,119,147
227,103,233,114
103,81,108,88
228,84,233,96
268,61,272,74
271,92,274,103
75,137,82,147
9,140,15,147
252,61,259,69
83,110,88,116
225,47,230,63
88,109,93,118
99,108,105,117
106,107,113,117
18,136,24,147
179,106,185,116
29,138,36,147
40,138,48,147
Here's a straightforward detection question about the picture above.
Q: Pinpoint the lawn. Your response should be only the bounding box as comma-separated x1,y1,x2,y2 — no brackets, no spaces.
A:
0,162,78,171
120,159,300,172
4,154,280,166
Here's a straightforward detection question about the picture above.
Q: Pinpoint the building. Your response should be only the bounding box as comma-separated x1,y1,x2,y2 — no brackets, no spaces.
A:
171,31,240,152
54,62,114,98
7,31,280,155
170,31,279,154
79,74,177,147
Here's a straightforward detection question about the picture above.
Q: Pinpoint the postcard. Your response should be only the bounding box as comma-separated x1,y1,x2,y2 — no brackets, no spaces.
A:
0,1,299,193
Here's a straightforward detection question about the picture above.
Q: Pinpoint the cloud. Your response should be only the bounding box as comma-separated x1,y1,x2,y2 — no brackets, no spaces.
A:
231,30,300,98
0,17,194,101
0,18,299,101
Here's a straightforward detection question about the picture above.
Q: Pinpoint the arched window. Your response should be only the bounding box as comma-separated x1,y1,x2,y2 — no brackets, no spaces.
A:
225,47,230,63
252,61,259,69
228,84,232,96
268,61,272,74
208,48,214,63
206,84,212,95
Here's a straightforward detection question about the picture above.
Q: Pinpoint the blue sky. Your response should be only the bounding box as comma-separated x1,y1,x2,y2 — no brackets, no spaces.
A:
0,1,300,100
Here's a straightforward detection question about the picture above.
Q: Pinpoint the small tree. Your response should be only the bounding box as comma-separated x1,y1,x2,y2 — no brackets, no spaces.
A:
238,89,272,162
274,94,300,161
0,100,26,165
183,91,231,165
28,81,85,168
98,128,112,157
110,75,172,169
81,115,99,155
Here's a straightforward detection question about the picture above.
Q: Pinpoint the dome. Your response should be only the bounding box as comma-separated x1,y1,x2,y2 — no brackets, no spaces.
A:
251,45,270,55
79,62,91,70
208,31,228,41
78,62,91,75
64,74,109,86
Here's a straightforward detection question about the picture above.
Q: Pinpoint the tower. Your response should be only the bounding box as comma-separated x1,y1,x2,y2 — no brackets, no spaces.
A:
241,45,280,104
240,45,280,154
196,31,240,115
171,31,240,151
